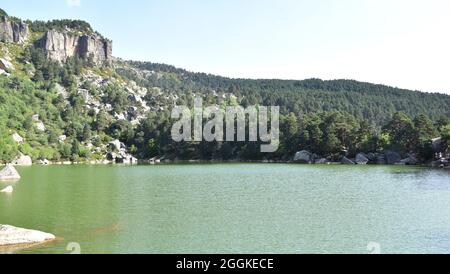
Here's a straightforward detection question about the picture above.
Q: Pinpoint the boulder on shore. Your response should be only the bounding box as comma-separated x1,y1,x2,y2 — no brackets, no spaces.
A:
0,225,55,246
12,153,32,166
341,156,356,165
0,164,20,181
355,153,369,164
38,159,50,165
400,154,418,165
294,150,315,163
365,153,377,162
315,158,329,164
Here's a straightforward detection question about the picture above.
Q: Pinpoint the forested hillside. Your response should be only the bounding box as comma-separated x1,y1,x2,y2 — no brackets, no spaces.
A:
0,10,449,164
122,61,450,126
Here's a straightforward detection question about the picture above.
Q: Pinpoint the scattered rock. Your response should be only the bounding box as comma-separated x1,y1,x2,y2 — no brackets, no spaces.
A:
11,133,23,144
314,158,329,164
0,58,13,71
54,83,68,99
108,140,125,151
355,153,369,164
399,154,418,165
341,156,355,165
0,225,55,246
294,150,314,163
12,153,32,166
0,186,13,193
0,68,9,76
38,159,50,165
58,135,67,142
32,114,45,132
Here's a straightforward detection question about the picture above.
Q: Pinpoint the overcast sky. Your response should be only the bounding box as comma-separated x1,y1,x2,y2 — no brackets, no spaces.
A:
3,0,450,94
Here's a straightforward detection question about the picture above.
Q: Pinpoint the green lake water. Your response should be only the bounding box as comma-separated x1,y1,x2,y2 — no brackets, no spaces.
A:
1,164,449,254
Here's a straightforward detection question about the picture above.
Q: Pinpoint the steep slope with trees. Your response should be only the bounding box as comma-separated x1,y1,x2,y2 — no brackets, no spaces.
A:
0,10,449,164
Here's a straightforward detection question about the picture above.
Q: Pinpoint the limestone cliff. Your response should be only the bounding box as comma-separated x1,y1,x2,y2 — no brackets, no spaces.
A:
40,29,112,66
0,16,29,44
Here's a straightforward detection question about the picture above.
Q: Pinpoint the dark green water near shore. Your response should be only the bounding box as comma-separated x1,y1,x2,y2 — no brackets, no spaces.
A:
1,164,449,254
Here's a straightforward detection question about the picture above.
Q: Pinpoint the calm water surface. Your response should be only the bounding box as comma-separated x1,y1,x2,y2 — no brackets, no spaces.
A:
0,164,449,254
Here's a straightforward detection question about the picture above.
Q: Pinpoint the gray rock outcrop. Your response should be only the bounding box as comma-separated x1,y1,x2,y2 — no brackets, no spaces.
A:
0,58,13,71
40,29,112,66
0,16,29,44
0,164,20,181
0,225,55,246
107,140,137,164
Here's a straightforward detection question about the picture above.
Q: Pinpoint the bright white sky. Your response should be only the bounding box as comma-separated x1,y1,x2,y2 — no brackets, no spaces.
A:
3,0,450,94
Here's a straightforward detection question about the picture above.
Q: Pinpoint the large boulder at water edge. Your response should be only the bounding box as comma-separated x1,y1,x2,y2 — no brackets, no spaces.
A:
355,153,369,164
384,150,401,164
399,154,418,165
314,158,329,164
0,225,55,246
294,150,314,163
0,164,20,181
12,153,32,166
341,156,355,165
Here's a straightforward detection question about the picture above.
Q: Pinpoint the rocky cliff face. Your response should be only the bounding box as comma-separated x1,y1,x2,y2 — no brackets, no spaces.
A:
40,30,112,66
0,16,29,44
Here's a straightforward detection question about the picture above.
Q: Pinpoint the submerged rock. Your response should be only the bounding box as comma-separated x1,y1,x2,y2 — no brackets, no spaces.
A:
0,186,13,193
0,164,20,181
0,225,55,246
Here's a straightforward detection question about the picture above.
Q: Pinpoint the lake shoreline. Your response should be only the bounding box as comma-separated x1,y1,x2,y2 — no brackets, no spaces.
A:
3,159,449,169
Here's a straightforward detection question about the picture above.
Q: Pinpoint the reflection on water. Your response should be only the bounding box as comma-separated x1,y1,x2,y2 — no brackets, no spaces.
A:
0,164,449,254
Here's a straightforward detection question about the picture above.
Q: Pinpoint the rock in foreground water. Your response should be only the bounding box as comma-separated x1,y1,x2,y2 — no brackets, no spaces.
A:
0,186,13,193
0,225,55,246
0,164,21,181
